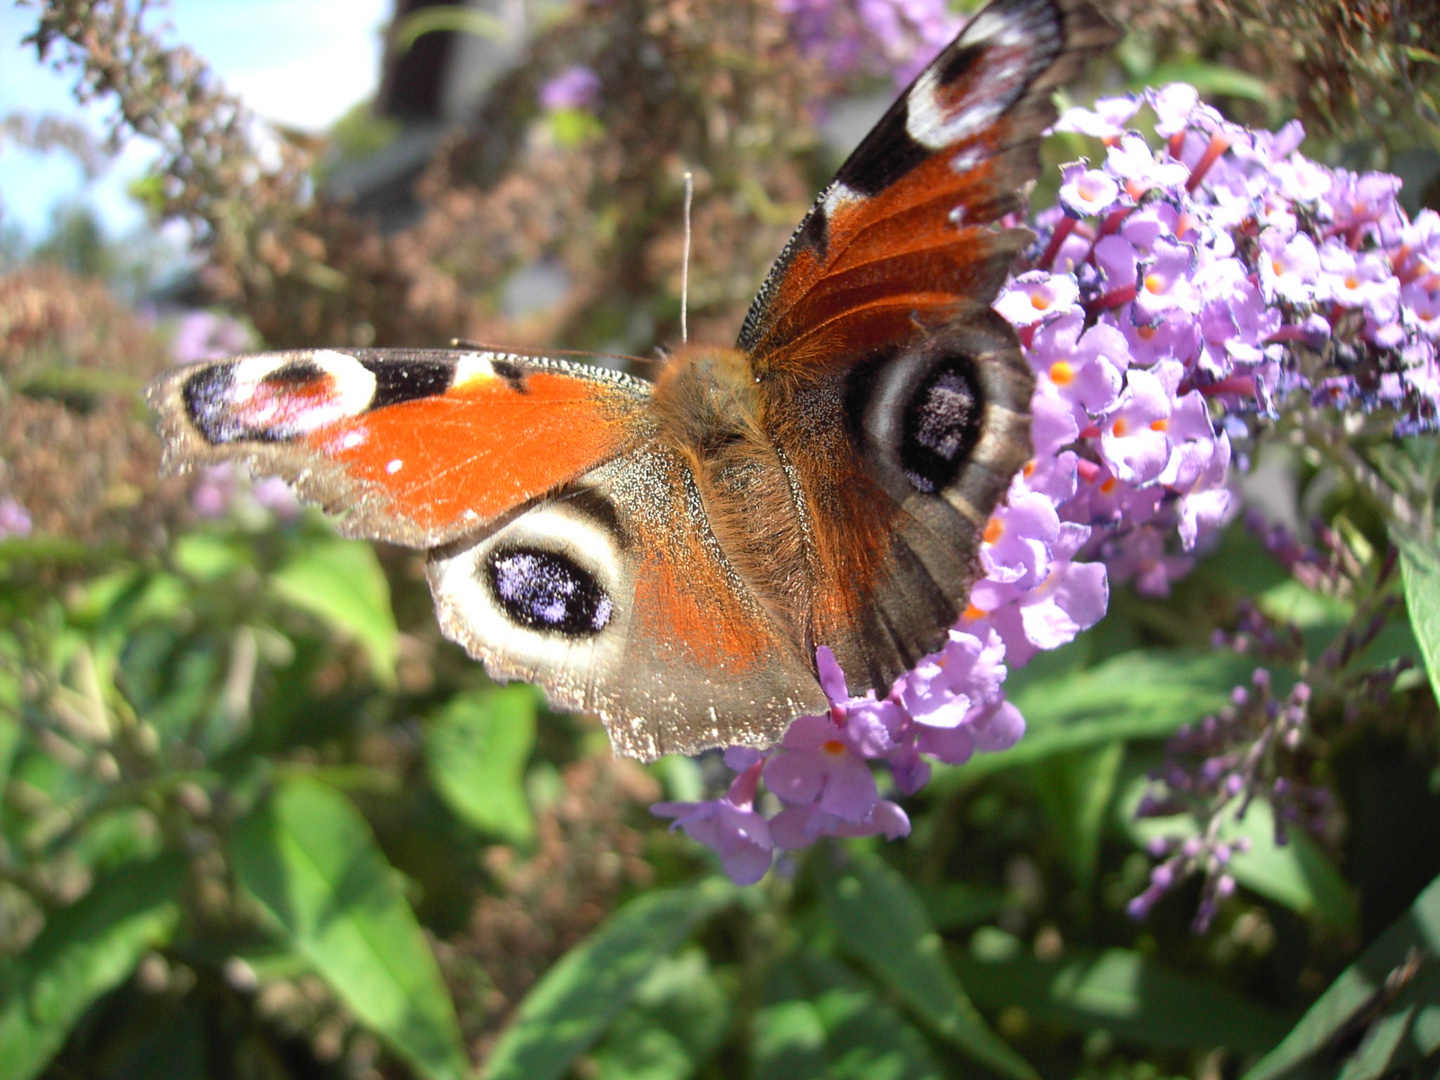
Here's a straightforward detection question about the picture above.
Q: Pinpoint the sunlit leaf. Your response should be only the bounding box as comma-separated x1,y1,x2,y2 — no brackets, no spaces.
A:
426,686,536,844
394,6,511,51
588,948,732,1080
230,776,469,1080
939,651,1253,783
1242,872,1440,1080
486,879,734,1080
959,931,1291,1054
1139,61,1270,101
0,630,21,824
753,950,943,1080
820,854,1038,1080
0,855,185,1080
270,536,398,685
172,533,251,582
1399,539,1440,702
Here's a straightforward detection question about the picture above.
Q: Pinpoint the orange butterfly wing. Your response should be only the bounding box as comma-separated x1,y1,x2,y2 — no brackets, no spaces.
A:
149,348,650,547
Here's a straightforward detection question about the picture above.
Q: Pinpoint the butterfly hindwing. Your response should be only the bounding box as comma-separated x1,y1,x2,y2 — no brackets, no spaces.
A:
427,443,827,759
148,348,652,547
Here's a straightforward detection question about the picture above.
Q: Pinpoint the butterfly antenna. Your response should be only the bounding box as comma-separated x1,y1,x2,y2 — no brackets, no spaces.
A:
680,170,693,344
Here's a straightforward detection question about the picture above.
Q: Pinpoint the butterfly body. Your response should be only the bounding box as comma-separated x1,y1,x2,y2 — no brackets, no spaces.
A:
149,0,1118,760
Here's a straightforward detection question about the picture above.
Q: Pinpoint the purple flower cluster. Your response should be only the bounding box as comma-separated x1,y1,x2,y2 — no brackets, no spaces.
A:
538,67,601,113
777,0,963,84
1126,524,1412,929
1129,668,1323,932
656,85,1439,884
0,497,33,539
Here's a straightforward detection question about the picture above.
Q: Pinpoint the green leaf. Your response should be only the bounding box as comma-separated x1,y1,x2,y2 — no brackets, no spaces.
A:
547,108,605,147
1028,742,1124,888
1399,540,1440,702
270,537,398,685
485,878,734,1080
426,686,536,844
1122,781,1358,932
230,776,469,1080
588,948,732,1080
1242,872,1440,1080
820,854,1038,1080
917,881,1009,932
957,933,1292,1054
1257,579,1353,631
1139,61,1271,102
753,950,943,1080
394,5,510,51
940,651,1253,783
0,855,185,1080
172,533,251,582
0,631,21,824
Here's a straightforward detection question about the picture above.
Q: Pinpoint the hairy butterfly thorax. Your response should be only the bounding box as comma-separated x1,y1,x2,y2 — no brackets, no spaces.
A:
148,0,1119,760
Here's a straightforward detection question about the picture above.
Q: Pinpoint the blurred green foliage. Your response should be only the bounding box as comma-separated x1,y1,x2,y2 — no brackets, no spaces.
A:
3,1,1440,1079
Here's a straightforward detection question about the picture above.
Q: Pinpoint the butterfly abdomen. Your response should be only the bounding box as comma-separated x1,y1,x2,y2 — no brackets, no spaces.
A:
651,345,814,640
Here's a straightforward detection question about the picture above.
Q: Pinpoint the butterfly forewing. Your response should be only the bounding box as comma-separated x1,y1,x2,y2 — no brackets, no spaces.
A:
148,348,652,547
741,0,1115,369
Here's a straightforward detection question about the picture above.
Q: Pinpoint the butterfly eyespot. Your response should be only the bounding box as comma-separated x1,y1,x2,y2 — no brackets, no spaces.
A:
899,362,983,494
485,546,614,636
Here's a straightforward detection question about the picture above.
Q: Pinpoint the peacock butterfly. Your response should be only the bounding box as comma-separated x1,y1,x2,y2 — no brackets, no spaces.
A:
148,0,1118,761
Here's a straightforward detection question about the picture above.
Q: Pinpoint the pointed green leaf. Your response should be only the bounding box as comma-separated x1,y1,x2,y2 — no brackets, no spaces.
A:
485,878,734,1080
941,651,1254,783
588,948,732,1080
0,855,185,1080
230,776,469,1080
1029,743,1124,887
753,950,943,1080
0,630,21,826
820,854,1038,1080
270,537,398,685
173,533,251,582
957,934,1291,1053
1400,540,1440,701
1243,872,1440,1080
426,686,536,844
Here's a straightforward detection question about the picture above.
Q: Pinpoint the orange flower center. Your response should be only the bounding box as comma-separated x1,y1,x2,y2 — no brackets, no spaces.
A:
1049,360,1075,385
983,517,1005,544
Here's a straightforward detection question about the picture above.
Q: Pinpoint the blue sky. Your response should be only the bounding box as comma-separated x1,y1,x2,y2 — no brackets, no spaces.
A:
0,0,389,244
